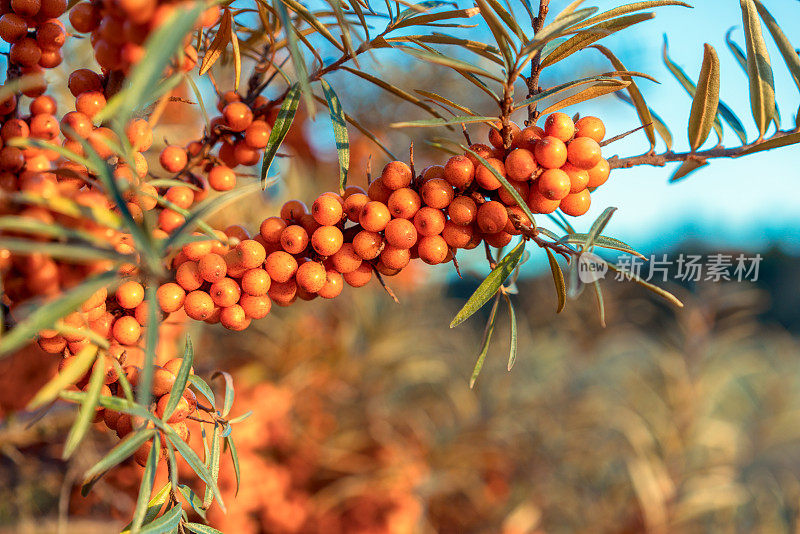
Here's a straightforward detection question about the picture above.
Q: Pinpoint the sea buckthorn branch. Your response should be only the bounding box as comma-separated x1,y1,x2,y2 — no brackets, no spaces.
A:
524,0,550,126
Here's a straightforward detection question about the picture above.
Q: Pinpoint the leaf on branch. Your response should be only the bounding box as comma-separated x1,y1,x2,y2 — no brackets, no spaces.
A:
606,263,684,307
83,429,157,489
670,157,708,182
739,132,800,155
129,433,161,533
591,281,606,327
541,13,655,68
545,248,566,313
726,28,779,130
199,9,232,75
414,89,480,116
390,6,479,30
279,0,345,52
274,0,315,114
320,78,350,192
120,483,171,533
230,18,242,91
391,115,496,128
161,339,194,422
451,239,525,328
687,44,720,152
27,345,98,410
584,207,617,251
504,294,518,371
388,34,503,65
572,1,691,30
260,83,301,187
740,0,775,138
615,93,672,150
137,504,182,533
62,353,106,458
539,80,630,117
396,46,504,82
513,75,625,109
470,294,500,389
482,0,525,41
753,0,800,93
593,45,656,150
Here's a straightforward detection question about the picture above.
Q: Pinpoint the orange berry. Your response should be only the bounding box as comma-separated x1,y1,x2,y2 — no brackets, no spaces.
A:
381,160,412,190
442,220,474,249
367,177,392,204
311,225,343,256
69,1,99,32
117,280,144,309
504,148,538,181
343,185,366,198
112,316,141,345
206,165,235,191
198,252,227,283
241,268,270,296
443,155,474,189
534,136,568,169
477,201,508,234
474,158,505,191
413,206,446,237
239,294,271,319
265,251,297,283
567,137,602,170
29,95,56,115
67,68,102,97
223,102,253,132
330,243,362,274
220,304,250,331
586,158,610,188
384,218,418,249
164,185,194,209
359,201,391,232
0,14,27,43
267,279,297,307
527,187,560,214
183,237,213,261
175,261,202,291
464,144,493,168
343,262,372,288
259,217,286,244
160,145,187,173
420,178,454,209
231,240,266,269
417,235,448,265
296,261,326,293
421,165,445,182
562,163,590,193
352,230,383,260
344,192,369,223
134,300,165,325
29,113,59,140
156,393,192,423
280,200,307,222
380,245,410,270
311,194,343,226
157,282,185,313
39,0,66,19
10,36,41,67
209,277,241,308
484,230,512,249
317,269,344,299
516,126,544,151
279,224,308,255
488,121,521,149
537,169,571,201
387,188,421,219
575,116,605,143
60,111,92,140
184,290,215,320
559,189,591,217
448,195,477,226
544,112,575,142
224,225,251,242
244,120,271,149
497,180,530,207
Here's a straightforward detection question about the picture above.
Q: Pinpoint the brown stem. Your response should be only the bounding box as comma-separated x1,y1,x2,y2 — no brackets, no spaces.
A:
525,0,550,126
608,128,799,170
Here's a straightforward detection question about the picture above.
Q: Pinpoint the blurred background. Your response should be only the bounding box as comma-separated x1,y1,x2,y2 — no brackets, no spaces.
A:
1,0,800,532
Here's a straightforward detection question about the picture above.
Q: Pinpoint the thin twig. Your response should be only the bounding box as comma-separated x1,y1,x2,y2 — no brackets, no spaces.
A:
600,123,651,147
373,268,400,303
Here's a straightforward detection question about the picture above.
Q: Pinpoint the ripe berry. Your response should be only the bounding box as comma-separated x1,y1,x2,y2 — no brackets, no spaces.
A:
312,194,343,226
537,169,571,201
380,246,410,270
534,136,568,169
562,163,590,193
244,120,271,148
381,161,412,190
296,261,326,293
474,158,505,191
223,102,253,132
359,201,391,232
37,19,66,50
484,231,512,249
567,137,602,170
311,225,343,256
497,180,530,207
209,277,241,308
421,165,445,182
413,207,446,237
160,145,187,173
504,148,537,181
29,114,59,140
544,112,575,142
68,2,100,32
75,91,106,119
184,290,215,320
477,201,509,234
443,155,474,189
586,158,610,188
224,225,251,242
343,193,369,223
465,144,493,168
259,217,287,244
0,14,27,43
527,188,560,214
280,225,309,255
239,293,270,319
125,118,152,151
330,243,362,274
112,316,141,345
280,200,307,222
448,196,477,226
220,304,250,330
417,235,448,265
117,280,144,309
157,283,185,313
387,188,421,219
575,116,605,143
268,279,297,307
241,268,270,296
67,68,102,97
559,189,591,217
343,262,372,287
488,121,521,149
420,178,454,209
384,218,418,249
198,253,227,282
265,251,298,283
29,95,56,115
352,230,383,260
164,185,194,209
442,221,474,249
516,126,544,151
317,270,343,299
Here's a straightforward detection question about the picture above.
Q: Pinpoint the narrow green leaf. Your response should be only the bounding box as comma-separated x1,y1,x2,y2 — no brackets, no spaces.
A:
164,426,226,512
414,89,479,116
545,248,566,313
83,429,156,485
0,215,113,246
740,0,775,137
726,28,778,131
503,294,518,371
592,45,656,149
390,33,503,65
483,0,525,41
226,436,241,496
178,484,207,521
391,115,496,128
470,0,514,67
320,79,350,193
572,1,690,30
0,237,128,263
469,294,500,388
63,354,106,459
280,0,345,52
138,504,182,533
391,7,479,30
162,338,194,422
188,374,216,408
670,158,708,182
753,0,800,92
274,0,314,114
397,47,504,81
606,262,684,307
539,80,630,116
541,13,655,68
130,433,160,534
186,523,225,534
739,132,800,155
591,280,606,327
0,271,117,357
121,483,171,534
212,371,235,417
615,92,672,149
202,426,222,509
561,233,645,259
136,286,159,409
687,44,720,151
513,75,625,109
450,239,525,328
230,19,242,92
260,83,301,186
27,345,98,410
